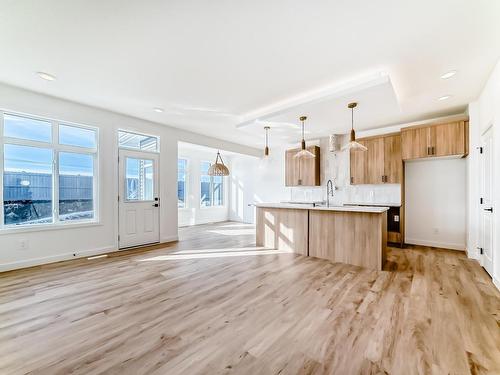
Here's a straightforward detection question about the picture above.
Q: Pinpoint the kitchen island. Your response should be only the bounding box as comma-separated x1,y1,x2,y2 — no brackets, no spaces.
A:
255,203,388,270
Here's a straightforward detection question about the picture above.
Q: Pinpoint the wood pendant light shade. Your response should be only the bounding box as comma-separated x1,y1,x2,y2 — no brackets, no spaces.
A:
208,151,230,176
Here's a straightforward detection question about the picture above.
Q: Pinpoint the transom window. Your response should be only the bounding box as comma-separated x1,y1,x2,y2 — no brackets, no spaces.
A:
118,130,159,152
1,112,98,228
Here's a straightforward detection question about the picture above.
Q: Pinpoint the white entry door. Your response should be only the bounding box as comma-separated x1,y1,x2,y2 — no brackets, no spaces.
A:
479,127,494,276
118,149,160,248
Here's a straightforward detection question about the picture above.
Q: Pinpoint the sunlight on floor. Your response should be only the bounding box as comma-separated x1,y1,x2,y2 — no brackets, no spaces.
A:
138,247,292,261
207,229,255,236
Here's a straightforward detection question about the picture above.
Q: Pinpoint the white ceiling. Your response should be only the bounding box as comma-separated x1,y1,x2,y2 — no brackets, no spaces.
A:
0,0,499,148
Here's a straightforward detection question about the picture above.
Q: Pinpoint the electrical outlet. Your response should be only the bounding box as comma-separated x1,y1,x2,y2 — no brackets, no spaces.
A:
18,239,29,250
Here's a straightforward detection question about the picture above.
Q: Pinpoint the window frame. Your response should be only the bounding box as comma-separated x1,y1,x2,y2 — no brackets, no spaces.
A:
0,110,99,231
177,157,189,209
199,160,225,209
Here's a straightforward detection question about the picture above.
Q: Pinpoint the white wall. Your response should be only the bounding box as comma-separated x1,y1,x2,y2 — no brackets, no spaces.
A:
227,135,402,226
178,146,229,226
468,58,500,290
405,158,466,250
0,83,259,271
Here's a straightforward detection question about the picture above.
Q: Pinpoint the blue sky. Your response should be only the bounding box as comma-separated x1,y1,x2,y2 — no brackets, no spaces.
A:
3,114,95,176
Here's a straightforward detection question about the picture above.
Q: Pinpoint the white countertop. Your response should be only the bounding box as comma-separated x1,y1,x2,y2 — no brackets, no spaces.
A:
344,201,401,207
255,202,389,213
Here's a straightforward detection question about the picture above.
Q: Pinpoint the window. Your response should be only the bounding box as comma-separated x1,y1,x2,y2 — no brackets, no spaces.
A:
125,158,154,201
178,159,187,208
4,114,52,143
59,124,97,148
200,161,224,207
59,153,94,221
1,112,98,228
118,131,158,152
3,145,53,225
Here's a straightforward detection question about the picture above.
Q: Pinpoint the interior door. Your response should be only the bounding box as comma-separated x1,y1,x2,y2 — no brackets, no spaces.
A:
118,149,160,248
479,128,494,276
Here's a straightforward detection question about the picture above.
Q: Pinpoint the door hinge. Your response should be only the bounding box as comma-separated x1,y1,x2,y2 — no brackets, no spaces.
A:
479,247,484,255
118,235,120,242
478,147,483,154
480,197,484,204
118,195,120,202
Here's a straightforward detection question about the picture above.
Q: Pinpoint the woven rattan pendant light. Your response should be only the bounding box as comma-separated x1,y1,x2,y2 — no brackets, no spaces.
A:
208,150,230,176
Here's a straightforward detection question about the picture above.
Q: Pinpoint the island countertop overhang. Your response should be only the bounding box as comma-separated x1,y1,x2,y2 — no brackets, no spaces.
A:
254,202,389,214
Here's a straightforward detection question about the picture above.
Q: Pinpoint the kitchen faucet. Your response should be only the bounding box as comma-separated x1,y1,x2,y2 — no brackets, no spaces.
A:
326,179,335,207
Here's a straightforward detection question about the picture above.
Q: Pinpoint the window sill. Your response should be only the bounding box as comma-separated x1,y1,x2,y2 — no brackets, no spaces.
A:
0,220,103,235
200,205,226,210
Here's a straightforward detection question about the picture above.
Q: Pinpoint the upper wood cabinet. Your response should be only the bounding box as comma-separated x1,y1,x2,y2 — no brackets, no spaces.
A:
350,134,402,185
285,146,320,186
401,120,468,160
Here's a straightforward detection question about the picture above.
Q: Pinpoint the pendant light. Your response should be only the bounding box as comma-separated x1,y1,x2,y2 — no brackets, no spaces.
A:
294,116,315,159
208,150,230,176
342,102,367,152
263,126,270,157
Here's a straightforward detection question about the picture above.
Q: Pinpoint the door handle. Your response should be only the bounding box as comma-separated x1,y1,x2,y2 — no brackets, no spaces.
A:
484,207,493,212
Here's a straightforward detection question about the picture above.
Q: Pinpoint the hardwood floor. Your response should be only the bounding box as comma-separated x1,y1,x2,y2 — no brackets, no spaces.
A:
1,222,499,374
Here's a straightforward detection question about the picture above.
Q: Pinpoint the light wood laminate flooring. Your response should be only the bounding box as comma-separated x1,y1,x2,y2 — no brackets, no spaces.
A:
1,222,499,374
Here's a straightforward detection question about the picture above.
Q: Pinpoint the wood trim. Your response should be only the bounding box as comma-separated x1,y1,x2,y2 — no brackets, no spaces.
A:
401,116,469,131
357,131,401,142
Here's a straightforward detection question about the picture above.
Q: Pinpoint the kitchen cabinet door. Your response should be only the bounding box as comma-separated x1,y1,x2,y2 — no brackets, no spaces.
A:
285,146,320,186
350,140,368,184
401,127,430,160
433,121,466,157
299,146,320,186
384,134,402,183
366,138,385,184
285,149,299,186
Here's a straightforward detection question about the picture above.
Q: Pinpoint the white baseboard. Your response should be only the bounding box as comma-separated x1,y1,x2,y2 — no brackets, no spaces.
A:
405,238,466,251
493,277,500,292
161,235,178,243
0,245,116,273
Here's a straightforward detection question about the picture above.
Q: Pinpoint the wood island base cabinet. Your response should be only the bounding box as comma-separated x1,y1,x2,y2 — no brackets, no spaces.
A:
256,207,309,255
256,206,387,270
308,210,387,270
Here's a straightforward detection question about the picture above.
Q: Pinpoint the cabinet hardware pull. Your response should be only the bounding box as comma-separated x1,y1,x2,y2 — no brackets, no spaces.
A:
427,146,430,155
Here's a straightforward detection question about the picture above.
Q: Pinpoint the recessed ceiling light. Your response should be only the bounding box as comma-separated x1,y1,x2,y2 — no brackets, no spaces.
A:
153,107,164,113
438,95,452,101
440,70,457,80
36,71,56,81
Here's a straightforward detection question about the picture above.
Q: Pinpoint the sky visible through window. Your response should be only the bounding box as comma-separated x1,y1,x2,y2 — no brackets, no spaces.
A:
3,114,97,225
